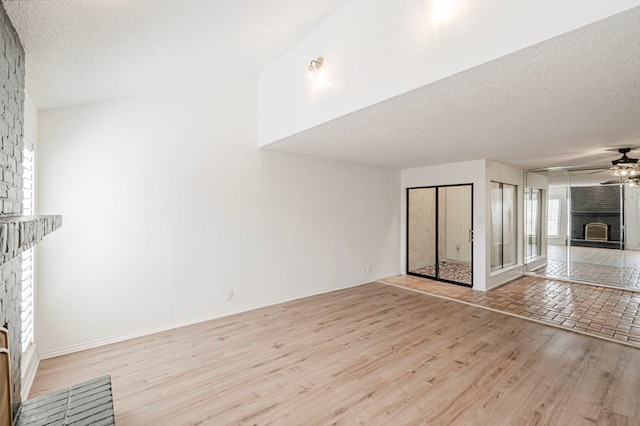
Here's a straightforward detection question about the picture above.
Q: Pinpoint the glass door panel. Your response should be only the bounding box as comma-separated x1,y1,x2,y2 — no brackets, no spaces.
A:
490,182,502,271
407,188,436,277
437,186,472,285
502,184,517,267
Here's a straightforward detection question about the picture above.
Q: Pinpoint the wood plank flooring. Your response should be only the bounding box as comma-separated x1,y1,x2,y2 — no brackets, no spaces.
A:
30,283,640,425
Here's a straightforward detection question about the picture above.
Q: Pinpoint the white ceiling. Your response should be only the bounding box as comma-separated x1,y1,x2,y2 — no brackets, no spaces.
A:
266,6,640,170
3,1,640,171
3,0,350,110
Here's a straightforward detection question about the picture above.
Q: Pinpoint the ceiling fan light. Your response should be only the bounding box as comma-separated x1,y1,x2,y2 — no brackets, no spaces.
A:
611,164,640,177
609,149,640,178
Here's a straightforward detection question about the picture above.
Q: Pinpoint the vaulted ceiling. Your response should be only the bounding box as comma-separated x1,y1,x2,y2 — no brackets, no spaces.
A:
3,0,350,110
4,1,640,171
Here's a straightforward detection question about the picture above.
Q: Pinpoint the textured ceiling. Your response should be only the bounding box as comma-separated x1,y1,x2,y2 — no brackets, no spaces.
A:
266,7,640,170
3,0,350,110
4,1,640,171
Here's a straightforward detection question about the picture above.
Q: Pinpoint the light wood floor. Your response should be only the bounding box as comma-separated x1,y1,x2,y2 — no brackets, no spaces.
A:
31,283,640,425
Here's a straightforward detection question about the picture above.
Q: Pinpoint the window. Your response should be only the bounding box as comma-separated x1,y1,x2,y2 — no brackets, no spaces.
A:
547,199,560,238
491,182,517,271
21,143,34,353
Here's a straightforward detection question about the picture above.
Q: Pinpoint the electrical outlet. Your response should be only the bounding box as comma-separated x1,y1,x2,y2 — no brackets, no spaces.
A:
225,290,234,301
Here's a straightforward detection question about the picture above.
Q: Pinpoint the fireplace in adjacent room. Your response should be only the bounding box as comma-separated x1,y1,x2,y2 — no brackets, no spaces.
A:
570,186,621,249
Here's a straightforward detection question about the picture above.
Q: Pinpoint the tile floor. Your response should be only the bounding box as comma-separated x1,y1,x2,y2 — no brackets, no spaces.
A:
532,259,640,290
379,274,640,348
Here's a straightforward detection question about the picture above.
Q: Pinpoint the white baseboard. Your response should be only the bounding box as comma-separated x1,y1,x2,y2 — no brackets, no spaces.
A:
21,343,40,399
39,274,397,360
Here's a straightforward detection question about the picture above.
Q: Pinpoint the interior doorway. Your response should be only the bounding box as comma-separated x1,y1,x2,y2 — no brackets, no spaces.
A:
407,184,473,287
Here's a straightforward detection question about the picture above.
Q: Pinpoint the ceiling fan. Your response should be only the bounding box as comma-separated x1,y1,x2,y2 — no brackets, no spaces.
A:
601,148,640,186
610,148,638,166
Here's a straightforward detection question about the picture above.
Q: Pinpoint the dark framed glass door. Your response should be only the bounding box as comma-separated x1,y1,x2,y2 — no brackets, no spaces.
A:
407,184,473,287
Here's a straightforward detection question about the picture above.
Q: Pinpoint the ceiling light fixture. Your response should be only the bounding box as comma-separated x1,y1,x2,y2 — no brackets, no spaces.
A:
609,148,640,184
306,57,323,81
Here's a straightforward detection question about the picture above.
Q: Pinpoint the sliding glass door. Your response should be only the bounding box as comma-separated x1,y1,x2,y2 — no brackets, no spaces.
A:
407,184,473,287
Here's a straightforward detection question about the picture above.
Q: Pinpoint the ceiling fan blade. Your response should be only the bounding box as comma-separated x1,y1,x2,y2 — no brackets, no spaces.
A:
587,168,608,175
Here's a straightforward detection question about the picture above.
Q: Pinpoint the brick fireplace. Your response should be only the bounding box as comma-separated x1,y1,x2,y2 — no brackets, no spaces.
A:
570,186,621,249
0,3,62,419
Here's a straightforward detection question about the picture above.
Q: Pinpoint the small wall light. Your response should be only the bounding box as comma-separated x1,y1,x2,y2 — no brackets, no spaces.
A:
306,57,324,80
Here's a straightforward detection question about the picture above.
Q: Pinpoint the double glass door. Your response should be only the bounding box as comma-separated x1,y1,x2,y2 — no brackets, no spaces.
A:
407,184,473,287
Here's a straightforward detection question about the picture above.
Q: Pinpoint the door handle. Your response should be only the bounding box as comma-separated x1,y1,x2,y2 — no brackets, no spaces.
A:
468,229,473,243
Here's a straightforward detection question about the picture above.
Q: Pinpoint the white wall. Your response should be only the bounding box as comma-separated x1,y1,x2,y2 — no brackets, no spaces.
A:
259,0,640,146
36,77,400,356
